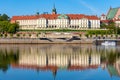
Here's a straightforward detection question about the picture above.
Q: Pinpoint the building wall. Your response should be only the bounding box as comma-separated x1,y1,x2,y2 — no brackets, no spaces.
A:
90,20,100,29
114,8,120,19
17,19,37,30
56,19,69,28
100,15,106,20
115,21,120,27
70,18,88,29
37,18,47,29
14,18,100,30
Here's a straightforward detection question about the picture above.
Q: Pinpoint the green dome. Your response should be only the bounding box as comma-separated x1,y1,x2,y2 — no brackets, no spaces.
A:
58,14,68,19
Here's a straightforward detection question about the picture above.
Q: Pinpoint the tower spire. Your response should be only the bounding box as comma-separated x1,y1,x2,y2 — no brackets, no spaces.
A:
52,3,57,14
110,6,112,9
54,3,55,9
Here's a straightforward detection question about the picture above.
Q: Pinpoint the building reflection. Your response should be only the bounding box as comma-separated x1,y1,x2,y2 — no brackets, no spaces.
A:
0,44,119,77
115,59,120,76
11,45,100,70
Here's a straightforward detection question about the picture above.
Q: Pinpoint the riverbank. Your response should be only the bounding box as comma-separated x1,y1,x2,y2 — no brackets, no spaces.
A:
0,38,93,44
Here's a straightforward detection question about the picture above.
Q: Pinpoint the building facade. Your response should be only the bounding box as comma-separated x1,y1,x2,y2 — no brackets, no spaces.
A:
101,7,120,27
11,6,100,30
106,7,120,20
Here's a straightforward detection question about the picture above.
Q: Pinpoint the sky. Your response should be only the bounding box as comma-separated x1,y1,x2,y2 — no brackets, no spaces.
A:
0,0,120,17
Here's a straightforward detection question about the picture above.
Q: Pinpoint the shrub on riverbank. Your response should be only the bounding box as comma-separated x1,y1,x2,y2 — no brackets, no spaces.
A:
0,21,19,34
87,30,113,35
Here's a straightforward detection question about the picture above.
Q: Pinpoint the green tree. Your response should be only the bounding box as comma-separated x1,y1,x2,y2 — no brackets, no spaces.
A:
0,21,19,34
0,14,9,21
100,23,107,29
0,21,10,33
8,23,19,33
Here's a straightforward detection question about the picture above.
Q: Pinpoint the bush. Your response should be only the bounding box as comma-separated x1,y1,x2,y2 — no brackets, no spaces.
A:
85,34,89,38
16,34,20,37
0,34,3,37
111,34,113,37
23,34,25,37
95,34,98,37
90,34,92,38
36,34,39,37
5,34,7,37
10,34,13,37
29,34,31,37
79,34,82,37
87,30,112,35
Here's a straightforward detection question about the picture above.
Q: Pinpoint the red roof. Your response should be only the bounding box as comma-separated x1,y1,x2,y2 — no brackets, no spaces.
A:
114,19,120,21
101,14,105,16
68,65,98,70
101,20,109,23
11,63,99,71
101,20,114,23
11,63,58,71
11,14,99,21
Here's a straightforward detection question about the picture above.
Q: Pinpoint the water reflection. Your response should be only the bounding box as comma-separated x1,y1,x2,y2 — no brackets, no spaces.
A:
0,44,120,80
0,48,19,72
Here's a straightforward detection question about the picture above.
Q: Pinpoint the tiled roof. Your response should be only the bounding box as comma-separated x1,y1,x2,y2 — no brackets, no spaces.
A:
67,14,86,19
101,14,105,16
101,20,110,23
107,8,119,20
11,14,99,21
101,20,113,23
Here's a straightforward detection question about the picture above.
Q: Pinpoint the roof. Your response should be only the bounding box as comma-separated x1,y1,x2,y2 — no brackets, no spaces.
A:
107,8,119,20
11,14,99,21
101,14,106,16
107,65,119,77
101,20,114,23
11,14,59,20
114,19,120,21
11,63,99,71
58,14,68,19
101,20,110,23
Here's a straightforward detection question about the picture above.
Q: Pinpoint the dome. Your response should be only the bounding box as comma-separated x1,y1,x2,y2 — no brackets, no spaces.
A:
58,14,68,19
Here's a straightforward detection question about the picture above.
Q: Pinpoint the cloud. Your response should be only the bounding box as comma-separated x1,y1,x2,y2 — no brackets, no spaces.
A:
79,0,100,15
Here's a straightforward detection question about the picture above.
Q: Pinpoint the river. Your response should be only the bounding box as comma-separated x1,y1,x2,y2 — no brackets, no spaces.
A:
0,44,120,80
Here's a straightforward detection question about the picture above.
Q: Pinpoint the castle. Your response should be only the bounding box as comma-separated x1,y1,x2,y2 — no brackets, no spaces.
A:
11,5,100,30
11,6,120,30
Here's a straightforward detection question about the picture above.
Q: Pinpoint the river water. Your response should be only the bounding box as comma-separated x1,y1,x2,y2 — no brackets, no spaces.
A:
0,44,120,80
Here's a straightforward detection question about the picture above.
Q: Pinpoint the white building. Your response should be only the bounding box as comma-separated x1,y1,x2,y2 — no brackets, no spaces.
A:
11,6,100,30
115,20,120,27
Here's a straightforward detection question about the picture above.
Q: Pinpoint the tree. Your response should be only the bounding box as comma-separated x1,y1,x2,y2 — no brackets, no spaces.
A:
8,23,19,33
0,14,9,21
100,23,107,29
0,21,19,34
0,21,10,33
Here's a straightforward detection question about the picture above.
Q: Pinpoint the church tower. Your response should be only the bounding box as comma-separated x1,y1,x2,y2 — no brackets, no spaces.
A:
52,4,57,14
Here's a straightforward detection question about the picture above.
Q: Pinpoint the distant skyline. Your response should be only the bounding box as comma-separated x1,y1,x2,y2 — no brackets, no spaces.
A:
0,0,120,17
